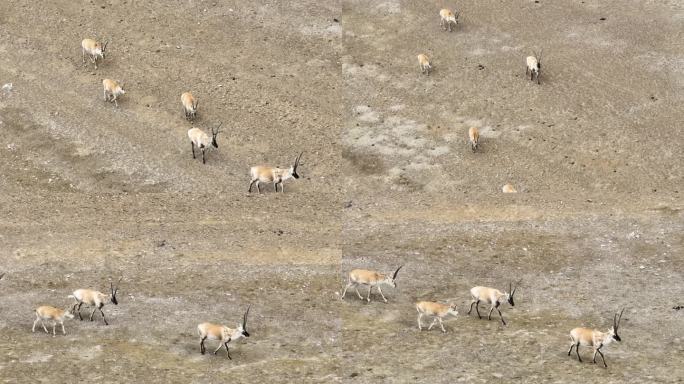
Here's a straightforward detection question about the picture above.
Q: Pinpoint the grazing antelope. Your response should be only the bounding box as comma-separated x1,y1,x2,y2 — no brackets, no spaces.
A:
417,54,432,75
248,152,303,193
198,305,251,359
526,50,543,84
468,127,480,152
33,306,75,336
502,183,517,193
341,266,403,303
416,301,459,332
568,309,625,368
69,277,121,325
188,122,222,164
102,79,125,107
181,91,198,120
468,283,517,325
82,38,108,69
439,9,460,32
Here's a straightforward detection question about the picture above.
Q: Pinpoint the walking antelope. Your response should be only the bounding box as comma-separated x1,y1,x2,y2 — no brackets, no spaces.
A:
69,277,122,325
439,9,460,32
568,309,624,368
417,54,432,75
33,306,75,336
468,283,517,325
248,152,303,193
181,91,198,120
102,79,125,107
341,266,403,303
416,301,459,332
188,122,222,164
198,305,251,359
526,50,543,84
82,38,108,69
468,127,480,152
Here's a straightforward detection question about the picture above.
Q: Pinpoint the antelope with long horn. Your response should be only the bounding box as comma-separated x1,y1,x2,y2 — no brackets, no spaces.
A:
198,305,251,359
568,309,625,368
82,38,108,69
526,50,543,84
341,265,403,303
68,277,122,325
188,122,222,164
468,282,517,325
248,152,303,193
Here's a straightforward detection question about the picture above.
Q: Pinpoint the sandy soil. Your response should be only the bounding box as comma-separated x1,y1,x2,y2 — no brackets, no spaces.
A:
0,0,682,383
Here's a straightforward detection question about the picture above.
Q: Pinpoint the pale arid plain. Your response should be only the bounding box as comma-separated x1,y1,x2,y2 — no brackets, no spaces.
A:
0,1,682,383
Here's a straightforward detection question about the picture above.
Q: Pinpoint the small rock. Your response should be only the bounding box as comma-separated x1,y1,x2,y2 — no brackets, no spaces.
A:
343,201,353,208
1,83,12,92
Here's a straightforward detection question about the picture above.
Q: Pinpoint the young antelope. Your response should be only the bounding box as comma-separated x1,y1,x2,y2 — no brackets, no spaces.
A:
468,127,480,152
248,152,303,193
341,265,403,303
69,277,121,325
181,91,198,120
417,54,432,75
526,50,543,84
468,283,517,325
198,305,251,359
568,309,624,368
33,306,75,336
82,38,108,69
102,79,125,107
439,9,460,32
416,301,459,332
188,122,222,164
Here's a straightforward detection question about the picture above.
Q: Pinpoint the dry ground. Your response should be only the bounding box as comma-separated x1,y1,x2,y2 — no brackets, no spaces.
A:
0,0,682,383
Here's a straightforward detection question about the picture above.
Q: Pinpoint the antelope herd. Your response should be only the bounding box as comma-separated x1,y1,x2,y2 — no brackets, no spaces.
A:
3,4,635,370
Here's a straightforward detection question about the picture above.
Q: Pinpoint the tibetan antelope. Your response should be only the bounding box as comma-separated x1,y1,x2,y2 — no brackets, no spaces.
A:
102,79,125,107
33,305,75,336
439,9,460,32
248,152,303,193
69,277,122,325
526,50,543,84
181,91,198,120
468,283,517,325
416,301,459,333
188,122,222,164
468,127,480,152
418,54,432,75
502,183,517,193
198,305,251,359
568,309,624,368
341,265,403,303
82,38,108,69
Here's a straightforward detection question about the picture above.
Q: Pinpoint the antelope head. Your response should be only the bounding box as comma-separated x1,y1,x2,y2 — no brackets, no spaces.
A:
506,282,518,306
234,305,251,339
384,265,403,288
110,277,122,305
610,308,624,342
290,152,303,179
211,122,222,148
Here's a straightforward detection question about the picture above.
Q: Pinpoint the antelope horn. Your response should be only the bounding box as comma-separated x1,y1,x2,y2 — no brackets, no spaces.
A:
294,151,303,168
392,265,403,280
242,304,251,329
615,308,624,330
214,122,223,134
